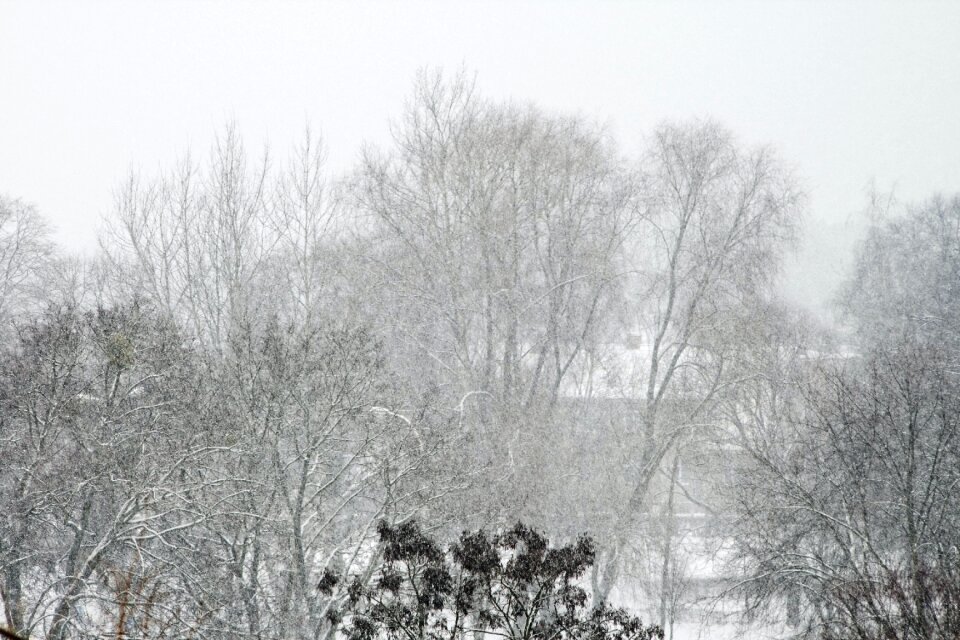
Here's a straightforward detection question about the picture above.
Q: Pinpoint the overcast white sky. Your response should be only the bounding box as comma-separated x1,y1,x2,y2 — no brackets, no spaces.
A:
2,0,959,313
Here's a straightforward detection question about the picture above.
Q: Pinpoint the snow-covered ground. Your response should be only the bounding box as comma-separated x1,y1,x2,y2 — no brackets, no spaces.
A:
665,621,787,640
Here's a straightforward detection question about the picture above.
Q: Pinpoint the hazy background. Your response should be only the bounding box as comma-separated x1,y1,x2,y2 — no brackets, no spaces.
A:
2,0,959,316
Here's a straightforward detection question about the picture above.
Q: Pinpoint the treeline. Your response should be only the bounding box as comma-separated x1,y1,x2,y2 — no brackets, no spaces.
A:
0,70,956,639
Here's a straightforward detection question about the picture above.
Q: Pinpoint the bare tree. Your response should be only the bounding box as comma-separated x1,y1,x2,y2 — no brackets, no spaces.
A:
841,194,960,363
0,300,212,639
102,125,274,350
352,69,636,530
97,123,471,639
727,195,960,638
0,196,53,330
590,121,802,601
729,344,960,639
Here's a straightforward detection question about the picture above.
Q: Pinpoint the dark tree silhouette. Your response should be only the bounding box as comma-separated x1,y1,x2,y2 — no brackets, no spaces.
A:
342,521,664,640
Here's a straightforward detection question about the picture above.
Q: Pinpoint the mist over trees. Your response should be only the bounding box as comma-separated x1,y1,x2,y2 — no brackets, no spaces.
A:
0,71,956,640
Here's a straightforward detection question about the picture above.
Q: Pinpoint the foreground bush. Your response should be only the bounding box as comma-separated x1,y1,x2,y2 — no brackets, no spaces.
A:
339,521,663,640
